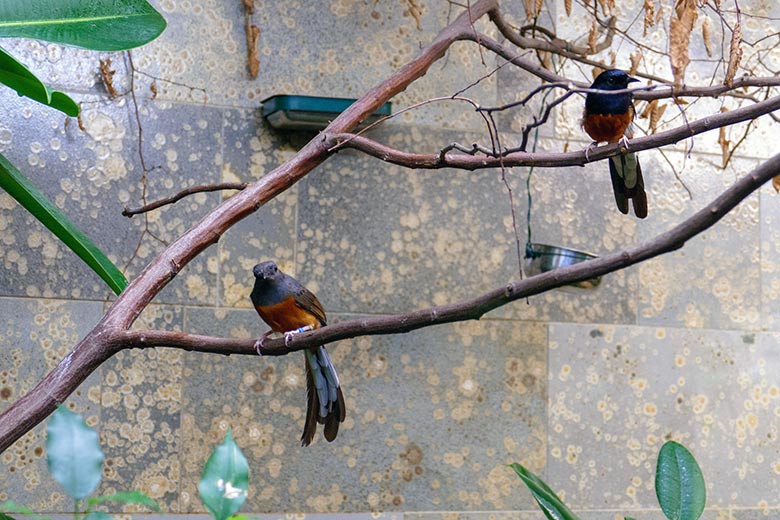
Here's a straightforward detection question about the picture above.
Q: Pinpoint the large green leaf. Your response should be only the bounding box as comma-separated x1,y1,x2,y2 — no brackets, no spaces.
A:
509,463,581,520
0,0,166,51
0,152,127,294
84,513,112,520
0,501,49,520
0,46,78,116
46,407,104,500
655,441,706,520
199,430,249,520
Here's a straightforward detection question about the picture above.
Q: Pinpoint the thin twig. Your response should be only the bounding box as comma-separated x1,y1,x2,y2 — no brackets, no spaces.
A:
123,182,248,216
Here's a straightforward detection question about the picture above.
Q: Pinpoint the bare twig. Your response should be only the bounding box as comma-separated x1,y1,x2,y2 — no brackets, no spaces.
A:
122,182,248,216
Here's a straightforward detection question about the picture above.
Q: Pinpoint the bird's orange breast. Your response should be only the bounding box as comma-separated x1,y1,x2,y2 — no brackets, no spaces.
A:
582,111,633,143
254,296,321,333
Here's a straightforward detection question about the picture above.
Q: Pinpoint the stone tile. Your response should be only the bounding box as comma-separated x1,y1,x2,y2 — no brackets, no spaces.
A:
635,154,761,330
296,127,517,316
760,184,780,330
179,307,546,513
131,2,497,131
492,136,639,324
0,297,103,510
0,88,142,300
549,324,780,509
99,305,185,513
217,108,299,308
122,100,227,306
295,128,634,325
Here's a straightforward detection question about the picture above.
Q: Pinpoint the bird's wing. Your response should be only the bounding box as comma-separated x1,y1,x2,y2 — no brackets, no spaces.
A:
293,287,327,326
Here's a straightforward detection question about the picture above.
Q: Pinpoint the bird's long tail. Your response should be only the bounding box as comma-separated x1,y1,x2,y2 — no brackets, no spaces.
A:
608,151,648,218
302,346,346,446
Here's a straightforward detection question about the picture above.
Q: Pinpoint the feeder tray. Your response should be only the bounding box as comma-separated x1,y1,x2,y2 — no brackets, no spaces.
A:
261,94,392,131
523,243,601,290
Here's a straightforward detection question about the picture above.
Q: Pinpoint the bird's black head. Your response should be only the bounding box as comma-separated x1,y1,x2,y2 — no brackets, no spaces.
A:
253,261,280,280
590,69,639,90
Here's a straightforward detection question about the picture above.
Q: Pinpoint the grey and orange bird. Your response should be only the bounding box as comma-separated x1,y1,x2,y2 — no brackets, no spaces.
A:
582,69,648,218
250,261,345,446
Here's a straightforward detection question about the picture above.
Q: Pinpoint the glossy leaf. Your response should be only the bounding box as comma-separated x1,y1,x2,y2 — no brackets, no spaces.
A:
199,430,249,520
509,463,581,520
0,152,128,294
0,46,79,116
0,501,48,520
46,407,104,500
656,441,706,520
88,491,161,513
0,0,166,51
84,513,112,520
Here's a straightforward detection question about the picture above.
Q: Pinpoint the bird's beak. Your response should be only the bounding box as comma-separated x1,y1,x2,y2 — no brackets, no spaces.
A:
628,76,640,83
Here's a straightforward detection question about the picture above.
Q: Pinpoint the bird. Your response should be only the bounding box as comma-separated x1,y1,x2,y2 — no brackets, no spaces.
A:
582,69,648,219
250,261,345,446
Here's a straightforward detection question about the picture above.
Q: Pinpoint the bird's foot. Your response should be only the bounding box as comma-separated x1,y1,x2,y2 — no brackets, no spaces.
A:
255,330,273,355
618,135,631,152
584,141,598,162
284,325,314,346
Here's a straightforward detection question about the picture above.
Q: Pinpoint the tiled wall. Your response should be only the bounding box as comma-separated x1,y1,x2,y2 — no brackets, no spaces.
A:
0,0,778,518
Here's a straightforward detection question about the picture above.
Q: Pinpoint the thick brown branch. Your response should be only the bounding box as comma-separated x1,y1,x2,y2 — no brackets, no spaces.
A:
120,151,780,356
0,0,501,455
122,182,248,216
329,93,780,169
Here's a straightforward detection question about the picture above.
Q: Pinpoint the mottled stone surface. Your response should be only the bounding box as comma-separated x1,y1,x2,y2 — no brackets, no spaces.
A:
179,307,546,513
0,0,779,518
549,324,780,509
0,298,103,510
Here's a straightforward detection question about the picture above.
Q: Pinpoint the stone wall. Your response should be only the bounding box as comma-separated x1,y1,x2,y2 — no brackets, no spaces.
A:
0,1,777,519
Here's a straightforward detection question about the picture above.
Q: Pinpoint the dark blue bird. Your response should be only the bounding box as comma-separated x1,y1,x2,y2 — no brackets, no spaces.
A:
582,69,648,218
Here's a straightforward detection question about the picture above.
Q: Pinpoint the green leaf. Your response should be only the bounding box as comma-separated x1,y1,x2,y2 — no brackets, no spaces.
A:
46,406,104,500
656,441,706,520
0,46,79,116
0,152,128,294
509,463,582,520
0,514,16,520
199,430,249,520
84,512,112,520
0,0,166,51
88,491,161,513
0,500,39,519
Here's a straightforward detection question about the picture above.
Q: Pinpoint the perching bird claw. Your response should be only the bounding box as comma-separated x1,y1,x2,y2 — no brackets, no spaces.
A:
254,330,273,355
618,135,631,152
284,325,313,346
584,141,598,162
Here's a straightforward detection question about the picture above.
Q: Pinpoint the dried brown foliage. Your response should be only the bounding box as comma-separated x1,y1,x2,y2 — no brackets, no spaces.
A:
725,21,743,87
669,0,698,87
701,17,713,58
643,0,655,36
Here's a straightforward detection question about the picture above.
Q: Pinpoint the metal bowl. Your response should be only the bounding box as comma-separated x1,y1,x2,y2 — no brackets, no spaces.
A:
523,243,602,289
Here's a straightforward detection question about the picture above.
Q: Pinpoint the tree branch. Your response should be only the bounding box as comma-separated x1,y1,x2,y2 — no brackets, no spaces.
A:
118,151,780,356
328,93,780,169
122,182,248,216
0,0,501,455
